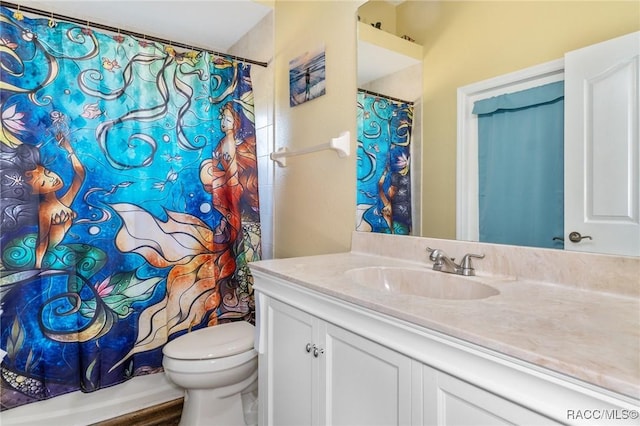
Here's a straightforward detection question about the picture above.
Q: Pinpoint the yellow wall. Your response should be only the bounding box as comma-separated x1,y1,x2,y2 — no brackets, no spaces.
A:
396,1,640,239
273,1,360,258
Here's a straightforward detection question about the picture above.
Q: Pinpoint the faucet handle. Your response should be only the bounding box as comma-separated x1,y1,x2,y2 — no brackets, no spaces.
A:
426,247,445,263
426,247,436,260
459,253,485,276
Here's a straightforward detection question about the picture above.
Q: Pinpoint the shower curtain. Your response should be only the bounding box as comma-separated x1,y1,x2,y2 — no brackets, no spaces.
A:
0,7,261,410
356,91,413,234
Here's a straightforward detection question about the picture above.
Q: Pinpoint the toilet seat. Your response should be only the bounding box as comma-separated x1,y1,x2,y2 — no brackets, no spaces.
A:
163,321,255,360
162,346,257,374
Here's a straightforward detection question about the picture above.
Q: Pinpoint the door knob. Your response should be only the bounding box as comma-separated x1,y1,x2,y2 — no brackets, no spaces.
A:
568,231,592,243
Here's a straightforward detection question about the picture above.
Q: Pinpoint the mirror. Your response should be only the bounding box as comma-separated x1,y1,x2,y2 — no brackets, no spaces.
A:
356,0,640,256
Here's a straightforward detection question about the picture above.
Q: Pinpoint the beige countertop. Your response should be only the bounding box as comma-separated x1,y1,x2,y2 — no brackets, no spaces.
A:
250,250,640,401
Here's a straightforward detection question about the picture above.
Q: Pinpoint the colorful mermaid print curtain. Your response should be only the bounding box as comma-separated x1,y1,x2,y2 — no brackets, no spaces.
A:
356,91,413,234
0,7,261,409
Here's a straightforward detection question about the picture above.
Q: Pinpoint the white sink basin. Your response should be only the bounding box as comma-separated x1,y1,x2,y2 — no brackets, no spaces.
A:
345,267,500,300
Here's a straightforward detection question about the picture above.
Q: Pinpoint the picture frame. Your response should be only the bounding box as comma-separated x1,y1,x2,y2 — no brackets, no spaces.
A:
289,44,326,107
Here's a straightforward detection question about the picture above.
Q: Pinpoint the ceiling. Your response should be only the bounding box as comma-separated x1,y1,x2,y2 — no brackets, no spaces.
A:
13,0,273,53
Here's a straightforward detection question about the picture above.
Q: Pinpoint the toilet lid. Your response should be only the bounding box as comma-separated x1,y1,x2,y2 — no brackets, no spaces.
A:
163,321,255,360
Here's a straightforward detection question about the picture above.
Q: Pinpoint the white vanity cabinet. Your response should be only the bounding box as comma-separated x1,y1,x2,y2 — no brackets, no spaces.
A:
262,296,413,426
252,269,639,426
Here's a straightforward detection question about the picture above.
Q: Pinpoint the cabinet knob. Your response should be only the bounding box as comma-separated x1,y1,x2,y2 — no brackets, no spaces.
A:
305,343,312,353
313,345,324,358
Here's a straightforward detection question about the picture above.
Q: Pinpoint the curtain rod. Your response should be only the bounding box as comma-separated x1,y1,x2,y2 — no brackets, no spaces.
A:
1,1,269,68
358,88,414,105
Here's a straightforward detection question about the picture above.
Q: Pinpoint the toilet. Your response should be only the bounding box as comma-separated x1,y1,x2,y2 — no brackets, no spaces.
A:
162,321,258,426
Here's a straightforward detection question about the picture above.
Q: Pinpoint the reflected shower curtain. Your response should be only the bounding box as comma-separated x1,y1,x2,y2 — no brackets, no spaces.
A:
0,8,260,409
356,91,413,234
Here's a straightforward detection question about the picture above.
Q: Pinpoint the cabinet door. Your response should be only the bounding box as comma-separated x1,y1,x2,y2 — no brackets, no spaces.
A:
322,322,413,426
267,298,318,426
423,367,560,426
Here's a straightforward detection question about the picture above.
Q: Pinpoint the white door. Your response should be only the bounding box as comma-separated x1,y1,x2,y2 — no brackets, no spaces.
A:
322,323,413,426
564,31,640,256
267,298,318,426
425,369,560,426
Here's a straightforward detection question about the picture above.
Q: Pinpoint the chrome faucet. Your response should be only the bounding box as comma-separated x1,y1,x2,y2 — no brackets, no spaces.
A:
426,248,485,276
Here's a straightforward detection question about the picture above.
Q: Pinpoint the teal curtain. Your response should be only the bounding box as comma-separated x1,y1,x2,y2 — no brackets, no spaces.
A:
473,81,564,249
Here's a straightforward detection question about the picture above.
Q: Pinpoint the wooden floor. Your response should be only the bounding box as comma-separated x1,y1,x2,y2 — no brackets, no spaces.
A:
91,398,183,426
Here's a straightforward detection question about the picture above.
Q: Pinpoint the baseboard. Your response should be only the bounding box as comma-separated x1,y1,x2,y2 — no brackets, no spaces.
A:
90,397,184,426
